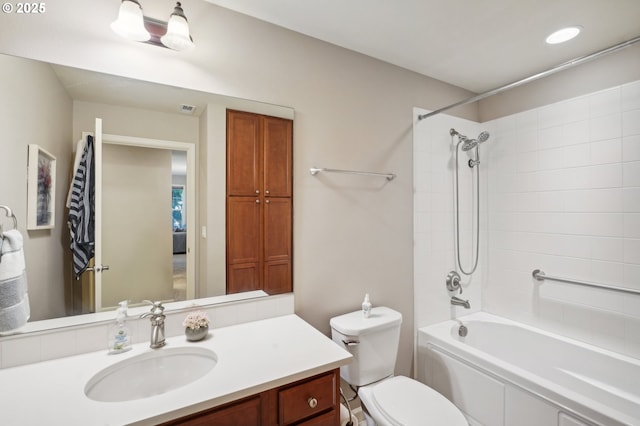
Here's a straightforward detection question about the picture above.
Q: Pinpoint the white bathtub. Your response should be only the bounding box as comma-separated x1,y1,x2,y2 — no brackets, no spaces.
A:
417,312,640,426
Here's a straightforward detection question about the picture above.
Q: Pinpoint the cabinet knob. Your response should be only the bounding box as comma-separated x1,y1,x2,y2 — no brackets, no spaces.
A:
255,199,260,204
265,199,270,204
265,190,270,194
307,397,318,409
255,190,260,194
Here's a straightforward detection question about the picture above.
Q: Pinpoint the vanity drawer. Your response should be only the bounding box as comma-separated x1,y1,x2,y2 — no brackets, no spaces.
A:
278,370,338,425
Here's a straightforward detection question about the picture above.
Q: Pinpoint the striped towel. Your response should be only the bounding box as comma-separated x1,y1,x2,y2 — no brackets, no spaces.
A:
0,229,30,333
68,135,95,278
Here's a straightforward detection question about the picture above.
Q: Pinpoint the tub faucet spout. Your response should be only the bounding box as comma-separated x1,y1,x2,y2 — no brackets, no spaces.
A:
451,296,470,309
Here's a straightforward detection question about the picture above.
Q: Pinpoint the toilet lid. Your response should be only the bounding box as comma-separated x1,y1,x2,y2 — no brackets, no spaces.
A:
372,376,467,426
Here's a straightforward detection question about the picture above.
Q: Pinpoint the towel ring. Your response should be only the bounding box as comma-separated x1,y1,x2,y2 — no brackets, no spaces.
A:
0,205,18,234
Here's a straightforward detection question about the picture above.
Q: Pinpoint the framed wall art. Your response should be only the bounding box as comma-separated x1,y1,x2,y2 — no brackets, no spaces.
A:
27,144,56,230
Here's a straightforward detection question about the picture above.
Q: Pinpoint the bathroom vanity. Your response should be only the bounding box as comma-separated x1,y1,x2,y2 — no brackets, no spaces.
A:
0,315,351,425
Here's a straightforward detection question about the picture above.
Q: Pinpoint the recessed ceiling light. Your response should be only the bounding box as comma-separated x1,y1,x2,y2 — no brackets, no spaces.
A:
546,26,582,44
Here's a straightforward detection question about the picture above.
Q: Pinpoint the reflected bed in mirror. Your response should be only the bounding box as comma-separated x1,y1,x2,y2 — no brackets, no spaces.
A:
0,52,294,335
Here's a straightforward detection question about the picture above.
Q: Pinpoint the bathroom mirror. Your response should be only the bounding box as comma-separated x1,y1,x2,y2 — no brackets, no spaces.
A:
0,52,294,332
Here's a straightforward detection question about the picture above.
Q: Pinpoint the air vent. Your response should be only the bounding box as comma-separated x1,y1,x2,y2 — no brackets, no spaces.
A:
179,104,196,114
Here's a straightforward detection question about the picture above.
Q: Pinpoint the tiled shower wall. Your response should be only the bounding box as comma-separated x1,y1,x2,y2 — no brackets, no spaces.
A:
413,110,486,330
414,79,640,358
485,80,640,358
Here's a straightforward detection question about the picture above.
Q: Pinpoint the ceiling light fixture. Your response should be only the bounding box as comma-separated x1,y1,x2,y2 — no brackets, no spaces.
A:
111,0,194,51
545,26,582,45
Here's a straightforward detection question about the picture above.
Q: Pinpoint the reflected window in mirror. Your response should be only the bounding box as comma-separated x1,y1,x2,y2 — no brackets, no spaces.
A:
172,185,185,231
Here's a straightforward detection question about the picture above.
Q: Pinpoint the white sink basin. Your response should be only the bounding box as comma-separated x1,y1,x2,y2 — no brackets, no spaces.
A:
85,346,218,402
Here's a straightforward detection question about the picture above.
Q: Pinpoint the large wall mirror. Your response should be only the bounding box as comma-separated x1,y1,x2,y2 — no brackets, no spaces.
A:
0,52,294,334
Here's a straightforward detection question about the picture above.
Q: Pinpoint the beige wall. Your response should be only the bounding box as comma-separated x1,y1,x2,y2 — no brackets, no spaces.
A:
7,0,636,373
2,0,640,376
479,43,640,121
0,0,478,376
72,101,199,143
0,55,72,321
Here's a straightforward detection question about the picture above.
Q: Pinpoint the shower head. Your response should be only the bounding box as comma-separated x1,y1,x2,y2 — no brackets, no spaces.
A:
451,128,489,151
478,131,490,143
460,138,477,151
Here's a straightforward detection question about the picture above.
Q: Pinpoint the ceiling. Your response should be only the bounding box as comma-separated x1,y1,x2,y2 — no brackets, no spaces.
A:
204,0,640,93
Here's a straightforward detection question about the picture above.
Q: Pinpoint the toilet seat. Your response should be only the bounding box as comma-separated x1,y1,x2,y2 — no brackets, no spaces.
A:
360,376,468,426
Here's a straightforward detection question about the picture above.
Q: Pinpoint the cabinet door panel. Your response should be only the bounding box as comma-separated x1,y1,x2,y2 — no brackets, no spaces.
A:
264,260,291,295
264,197,292,294
227,110,261,196
168,396,261,426
227,197,262,294
228,262,261,293
264,198,292,262
263,116,292,197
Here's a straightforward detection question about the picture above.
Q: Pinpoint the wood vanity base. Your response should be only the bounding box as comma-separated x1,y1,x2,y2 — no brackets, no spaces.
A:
161,369,340,426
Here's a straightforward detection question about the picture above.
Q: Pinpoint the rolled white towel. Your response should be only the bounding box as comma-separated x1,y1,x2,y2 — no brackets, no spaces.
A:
0,230,26,281
0,229,30,332
0,298,30,333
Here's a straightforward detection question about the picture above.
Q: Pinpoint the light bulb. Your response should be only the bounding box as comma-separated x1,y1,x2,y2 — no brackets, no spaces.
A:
161,2,194,51
110,0,150,42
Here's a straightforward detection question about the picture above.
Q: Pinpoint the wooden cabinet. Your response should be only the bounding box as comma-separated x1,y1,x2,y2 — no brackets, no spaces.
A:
161,369,339,426
226,110,293,295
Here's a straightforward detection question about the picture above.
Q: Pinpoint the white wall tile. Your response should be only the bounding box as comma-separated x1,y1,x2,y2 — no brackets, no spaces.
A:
563,97,590,124
590,237,624,262
622,80,640,111
624,214,640,238
563,144,590,167
623,161,640,187
623,263,640,289
589,87,621,118
623,109,640,136
623,239,640,264
563,120,590,146
481,78,640,358
40,330,77,361
623,135,640,162
590,138,622,165
623,188,640,212
538,147,563,170
589,164,622,189
538,126,563,150
590,114,622,142
1,335,41,368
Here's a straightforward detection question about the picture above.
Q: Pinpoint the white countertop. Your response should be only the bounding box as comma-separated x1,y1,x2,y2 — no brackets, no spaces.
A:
0,314,352,425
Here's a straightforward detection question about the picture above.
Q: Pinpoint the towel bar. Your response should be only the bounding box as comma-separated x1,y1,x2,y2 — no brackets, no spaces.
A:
309,167,396,181
0,205,18,233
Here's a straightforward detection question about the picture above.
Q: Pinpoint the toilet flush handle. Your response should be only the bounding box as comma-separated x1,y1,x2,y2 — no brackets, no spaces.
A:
342,339,359,347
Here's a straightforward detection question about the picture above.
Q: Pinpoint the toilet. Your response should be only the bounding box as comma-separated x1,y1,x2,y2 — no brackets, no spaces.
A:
330,306,467,426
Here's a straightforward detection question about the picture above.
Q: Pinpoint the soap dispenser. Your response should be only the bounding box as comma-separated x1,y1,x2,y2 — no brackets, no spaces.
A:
108,301,132,354
362,293,372,318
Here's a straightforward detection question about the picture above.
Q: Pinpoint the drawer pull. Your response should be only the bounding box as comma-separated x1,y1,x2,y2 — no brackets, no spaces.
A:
307,397,318,409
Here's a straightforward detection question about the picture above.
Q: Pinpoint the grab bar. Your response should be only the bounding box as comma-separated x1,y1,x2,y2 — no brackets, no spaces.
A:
532,269,640,296
309,167,396,181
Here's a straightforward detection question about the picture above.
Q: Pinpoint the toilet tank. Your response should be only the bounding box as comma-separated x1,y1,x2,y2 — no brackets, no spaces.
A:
330,306,402,386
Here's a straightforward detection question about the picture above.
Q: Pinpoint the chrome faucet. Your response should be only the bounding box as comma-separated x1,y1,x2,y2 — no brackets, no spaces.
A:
446,271,470,309
140,300,166,348
451,296,470,309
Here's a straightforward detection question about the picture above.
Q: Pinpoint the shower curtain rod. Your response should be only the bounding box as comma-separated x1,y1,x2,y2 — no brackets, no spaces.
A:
418,35,640,120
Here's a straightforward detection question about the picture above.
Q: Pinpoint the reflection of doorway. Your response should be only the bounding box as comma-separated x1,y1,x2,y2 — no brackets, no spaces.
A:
93,126,195,312
172,180,187,301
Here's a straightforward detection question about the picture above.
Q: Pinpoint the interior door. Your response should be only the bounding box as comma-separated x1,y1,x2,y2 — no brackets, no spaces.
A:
93,118,195,311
